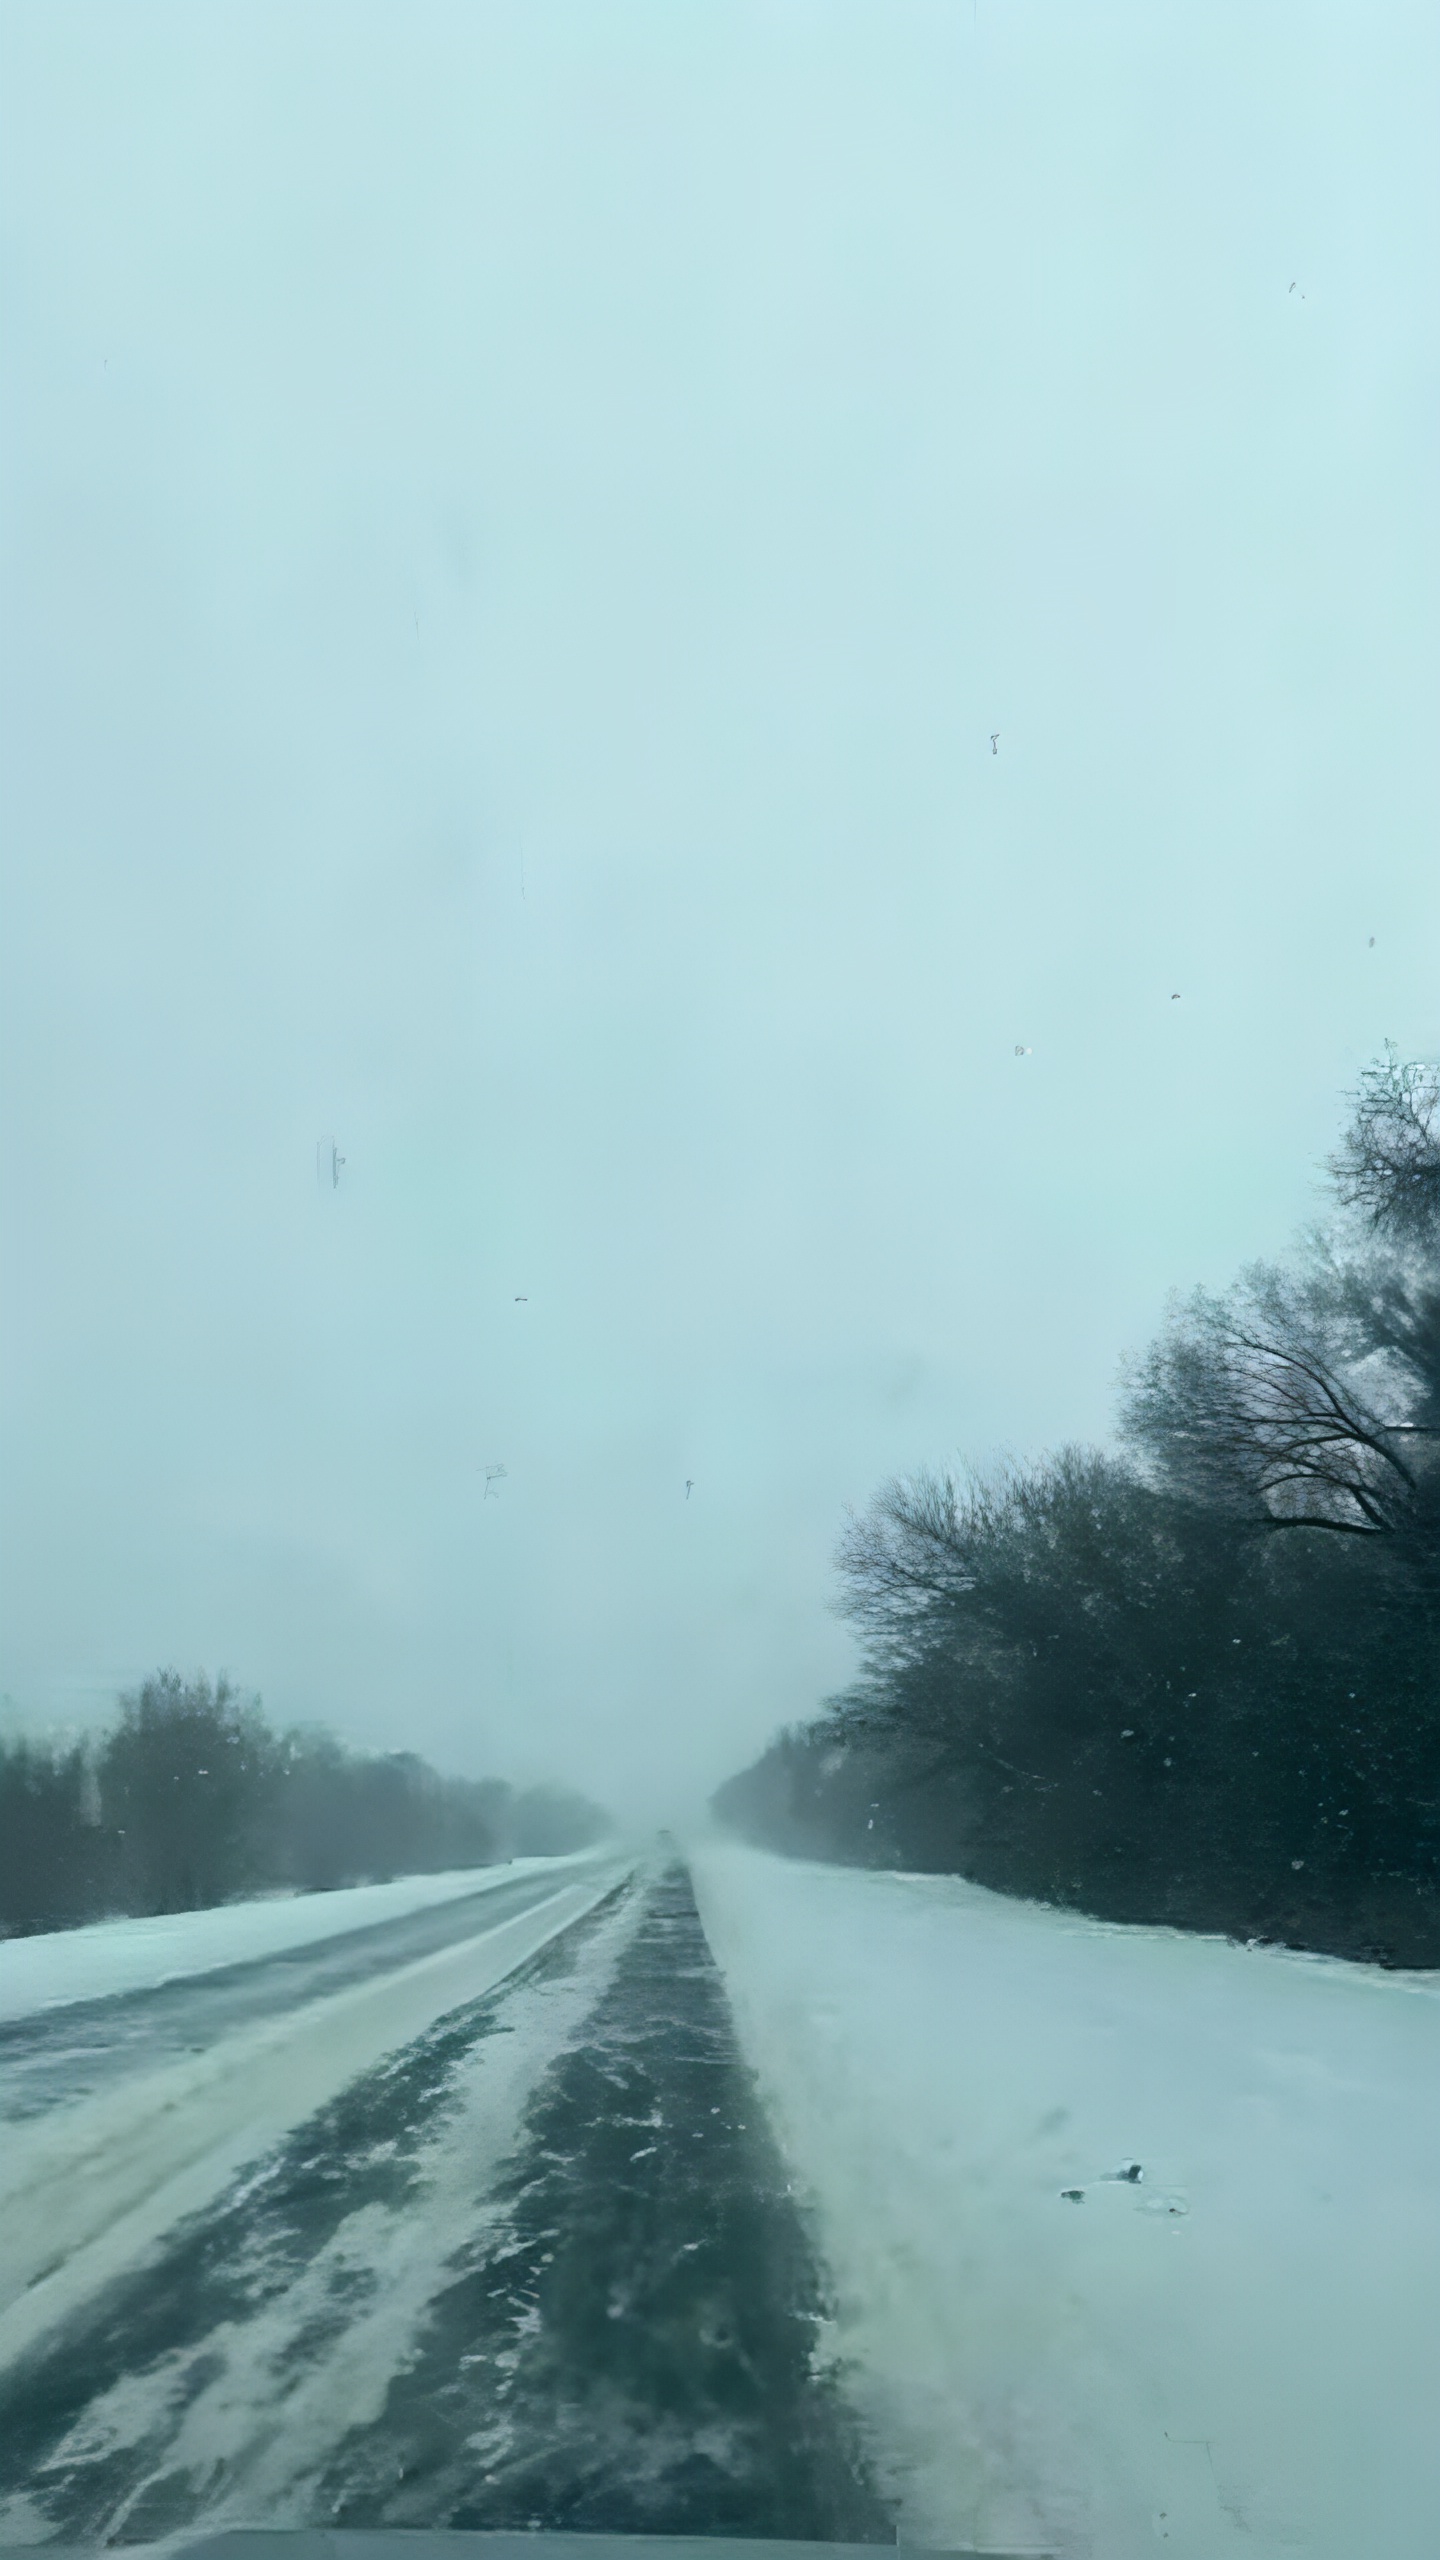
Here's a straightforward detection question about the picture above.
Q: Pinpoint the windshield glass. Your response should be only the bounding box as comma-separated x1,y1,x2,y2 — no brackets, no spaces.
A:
2,7,1436,2558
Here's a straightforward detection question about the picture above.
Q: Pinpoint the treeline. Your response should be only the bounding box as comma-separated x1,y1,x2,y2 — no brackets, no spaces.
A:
0,1670,611,1936
715,1050,1440,1967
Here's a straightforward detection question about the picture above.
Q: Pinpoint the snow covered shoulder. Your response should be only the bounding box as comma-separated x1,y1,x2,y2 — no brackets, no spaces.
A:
690,1838,1440,2560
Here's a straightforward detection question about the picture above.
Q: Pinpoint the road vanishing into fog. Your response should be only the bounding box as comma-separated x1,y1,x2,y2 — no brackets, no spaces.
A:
0,1856,889,2550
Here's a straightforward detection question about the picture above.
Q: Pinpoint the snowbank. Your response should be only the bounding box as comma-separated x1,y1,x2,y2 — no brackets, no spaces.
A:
0,1853,605,2023
690,1839,1440,2560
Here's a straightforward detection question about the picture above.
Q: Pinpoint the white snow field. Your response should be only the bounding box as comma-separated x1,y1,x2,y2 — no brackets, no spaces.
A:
0,1851,610,2024
691,1839,1440,2560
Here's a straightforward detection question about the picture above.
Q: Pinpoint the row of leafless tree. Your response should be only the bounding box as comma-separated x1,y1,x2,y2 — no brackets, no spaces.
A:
1,1672,611,1934
714,1050,1440,1965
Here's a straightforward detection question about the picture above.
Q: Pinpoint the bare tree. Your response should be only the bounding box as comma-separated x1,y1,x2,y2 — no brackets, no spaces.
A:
1120,1259,1437,1540
832,1448,1196,1757
1329,1045,1440,1245
836,1466,981,1659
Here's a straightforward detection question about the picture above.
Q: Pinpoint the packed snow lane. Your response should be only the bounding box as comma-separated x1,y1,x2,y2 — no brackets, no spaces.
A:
0,1859,890,2553
0,1864,613,2125
0,1856,635,2370
690,1839,1440,2560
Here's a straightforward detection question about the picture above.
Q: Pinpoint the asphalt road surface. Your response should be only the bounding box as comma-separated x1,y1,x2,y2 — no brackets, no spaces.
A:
0,1859,890,2549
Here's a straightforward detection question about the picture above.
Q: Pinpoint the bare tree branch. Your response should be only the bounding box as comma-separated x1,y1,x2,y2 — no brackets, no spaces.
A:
1119,1251,1437,1539
1329,1046,1440,1245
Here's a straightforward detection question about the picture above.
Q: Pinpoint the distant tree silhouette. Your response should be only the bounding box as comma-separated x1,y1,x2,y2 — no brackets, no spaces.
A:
2,1679,610,1936
100,1672,278,1914
0,1735,113,1933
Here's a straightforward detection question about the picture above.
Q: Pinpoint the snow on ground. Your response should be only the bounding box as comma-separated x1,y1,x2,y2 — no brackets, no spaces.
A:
0,1852,608,2024
690,1838,1440,2560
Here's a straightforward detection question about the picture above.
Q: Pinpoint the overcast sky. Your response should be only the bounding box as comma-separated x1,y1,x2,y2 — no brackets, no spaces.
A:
2,0,1436,1820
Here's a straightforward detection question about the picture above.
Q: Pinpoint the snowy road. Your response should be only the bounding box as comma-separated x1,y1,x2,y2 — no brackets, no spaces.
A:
0,1858,638,2369
18,1837,1421,2560
0,1866,612,2125
0,1859,891,2552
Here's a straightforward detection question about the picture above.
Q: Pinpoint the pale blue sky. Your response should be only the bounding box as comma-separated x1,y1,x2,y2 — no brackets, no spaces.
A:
2,0,1436,1816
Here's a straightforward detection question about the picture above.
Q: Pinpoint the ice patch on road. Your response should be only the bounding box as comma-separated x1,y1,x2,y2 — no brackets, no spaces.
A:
0,1855,609,2023
690,1838,1440,2560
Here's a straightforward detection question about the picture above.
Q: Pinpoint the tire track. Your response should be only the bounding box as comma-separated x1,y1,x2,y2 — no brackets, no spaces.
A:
0,1862,889,2548
0,1880,645,2547
313,1860,889,2541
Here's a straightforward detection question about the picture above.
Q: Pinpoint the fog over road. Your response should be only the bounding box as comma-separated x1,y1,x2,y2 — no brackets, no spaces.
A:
0,1858,886,2550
